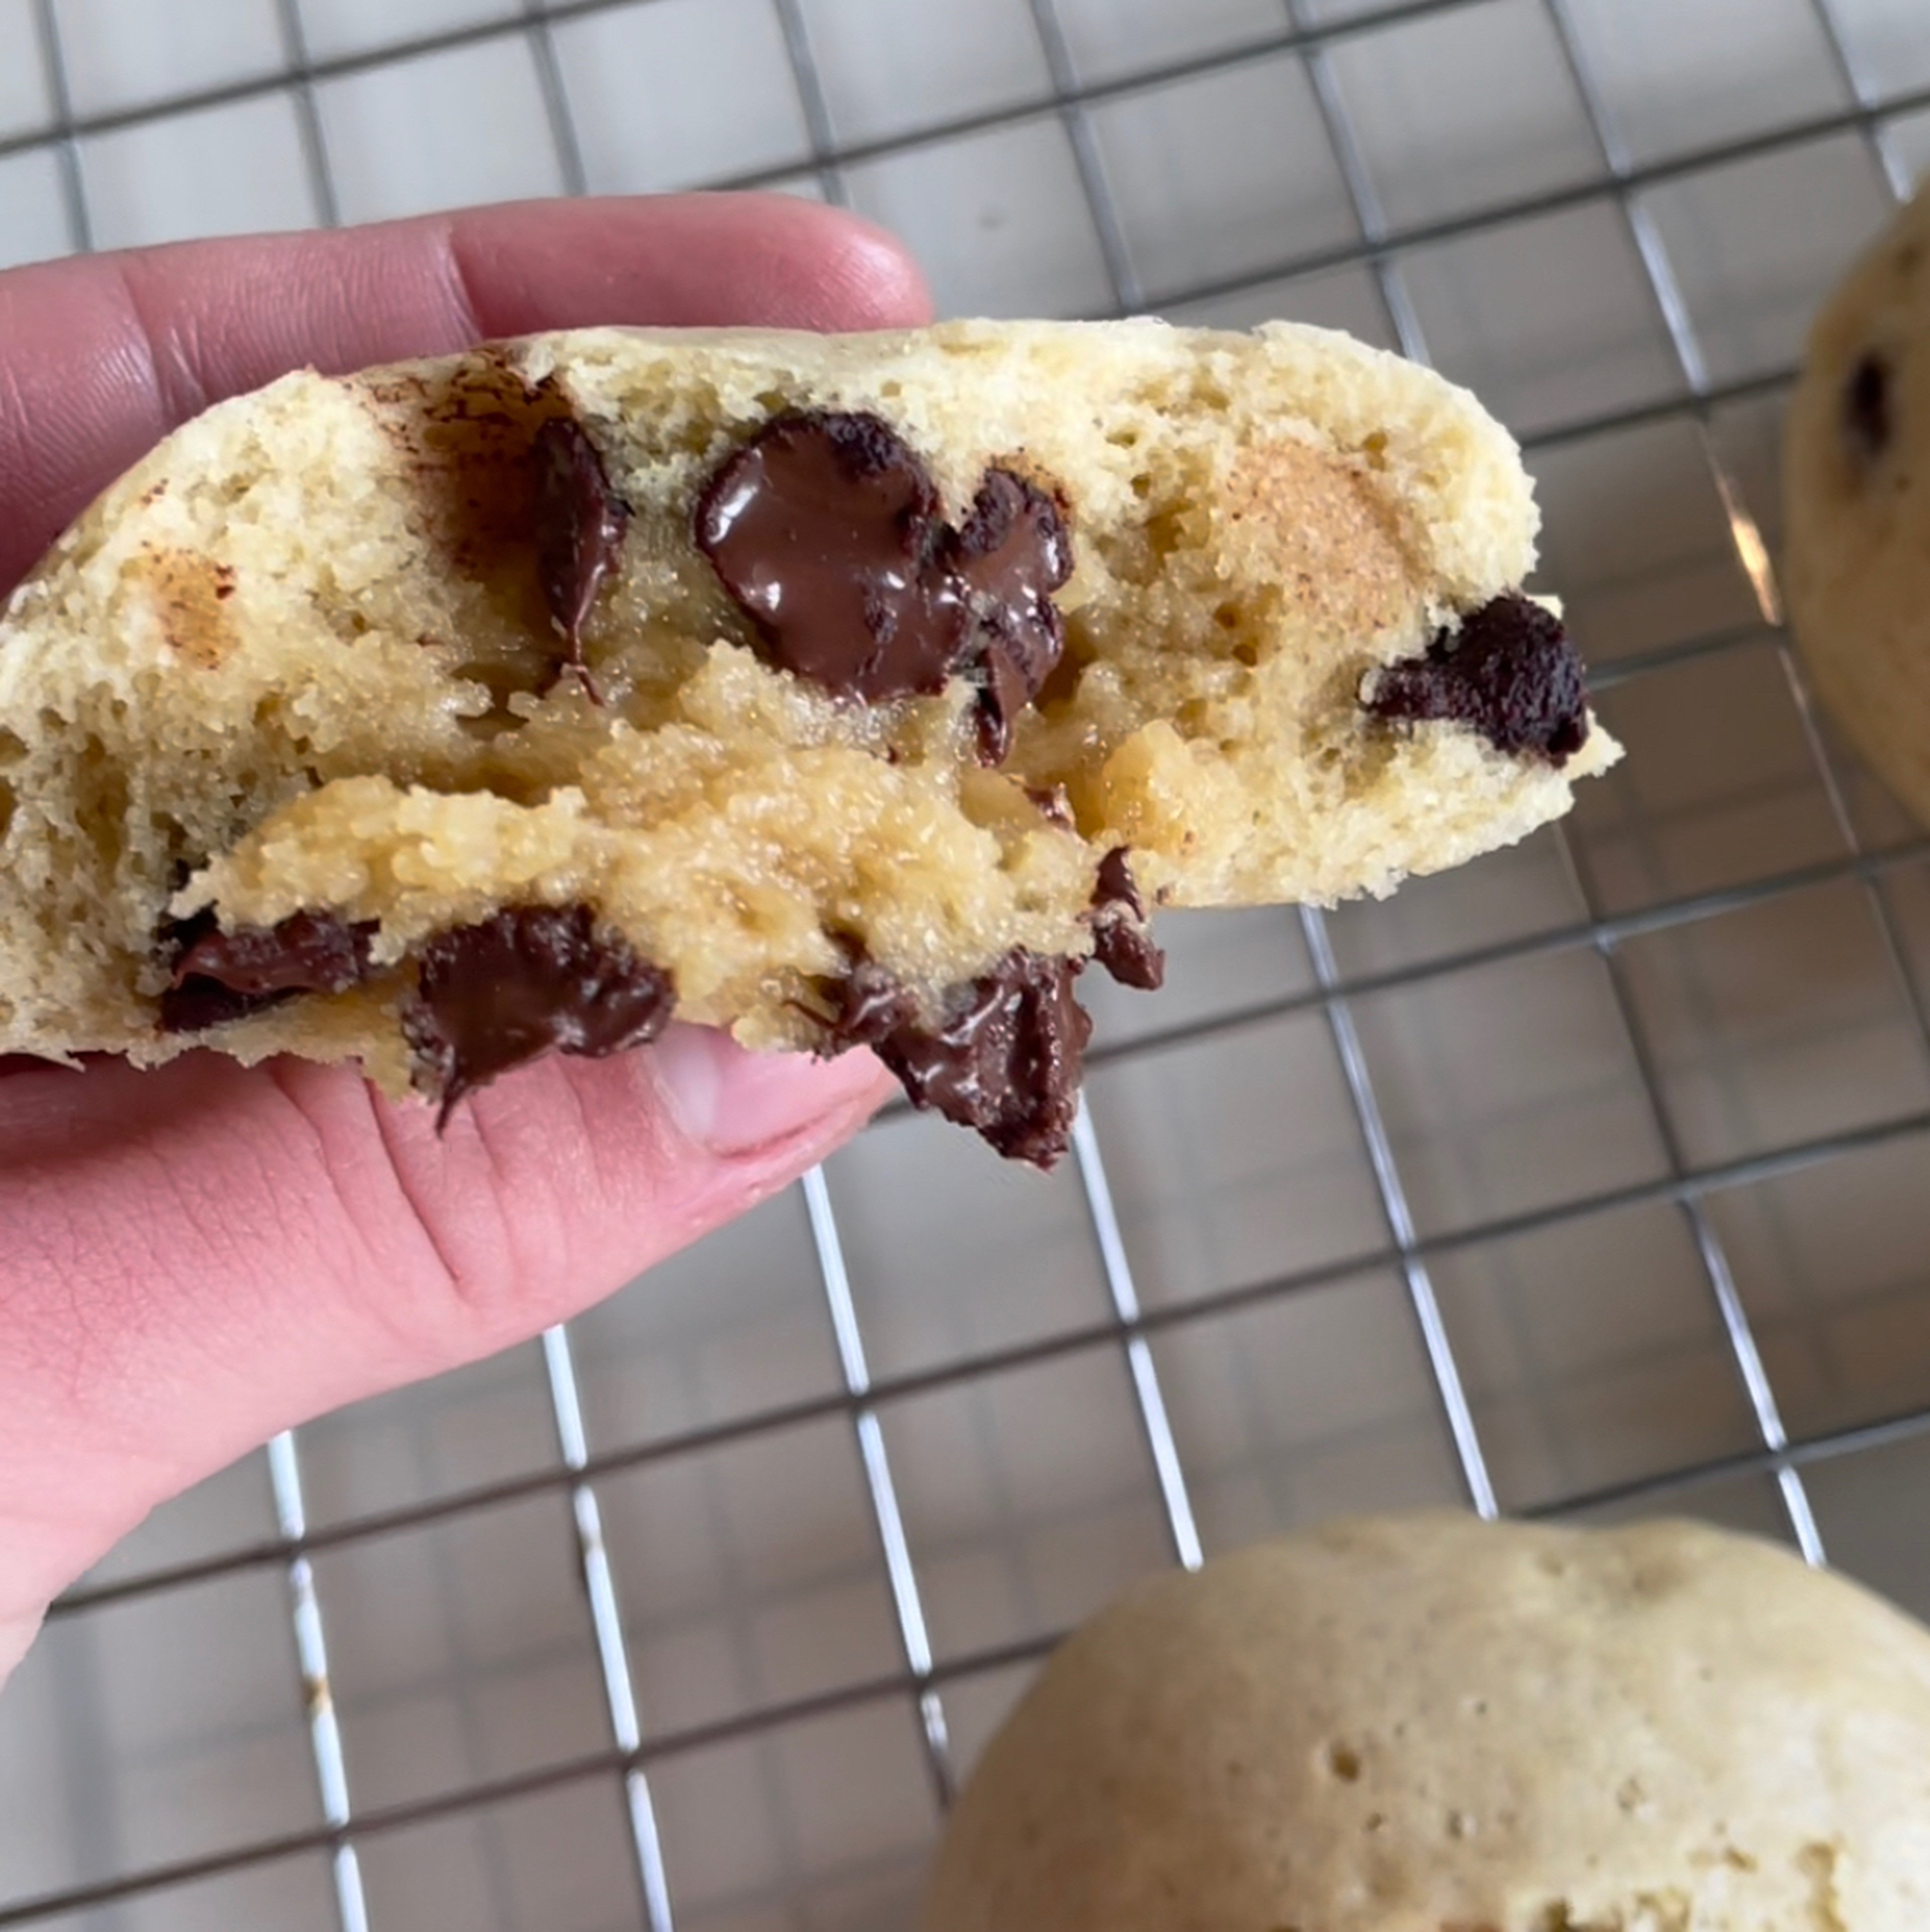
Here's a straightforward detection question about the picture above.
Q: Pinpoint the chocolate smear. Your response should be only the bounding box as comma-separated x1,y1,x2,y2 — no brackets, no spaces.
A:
1089,847,1165,991
824,950,1092,1167
1844,352,1892,468
532,416,628,697
160,908,376,1033
821,957,921,1045
1366,593,1588,765
404,904,673,1121
694,409,1070,760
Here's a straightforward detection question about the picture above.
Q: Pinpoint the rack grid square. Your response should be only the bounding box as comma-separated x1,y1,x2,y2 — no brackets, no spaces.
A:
3,0,1930,1927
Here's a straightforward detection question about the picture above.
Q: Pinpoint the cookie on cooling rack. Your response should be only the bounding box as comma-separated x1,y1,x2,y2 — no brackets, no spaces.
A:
1786,182,1930,826
921,1511,1930,1930
0,319,1619,1163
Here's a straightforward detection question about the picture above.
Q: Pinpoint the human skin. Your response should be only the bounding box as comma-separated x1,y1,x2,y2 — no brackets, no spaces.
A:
0,195,929,1689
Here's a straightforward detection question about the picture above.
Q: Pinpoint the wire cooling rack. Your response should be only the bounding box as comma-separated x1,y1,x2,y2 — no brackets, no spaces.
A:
5,0,1930,1927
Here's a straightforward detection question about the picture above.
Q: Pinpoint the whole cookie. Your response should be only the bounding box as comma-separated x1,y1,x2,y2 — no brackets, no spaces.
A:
922,1513,1930,1930
1786,183,1930,824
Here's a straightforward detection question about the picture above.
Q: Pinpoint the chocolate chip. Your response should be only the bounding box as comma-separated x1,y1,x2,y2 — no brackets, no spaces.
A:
1089,847,1165,991
1844,352,1892,467
1025,784,1076,829
695,410,944,703
951,467,1072,764
403,904,674,1120
823,950,1092,1167
1366,593,1588,765
821,956,921,1044
159,908,376,1033
158,970,266,1034
532,417,628,696
694,410,1070,760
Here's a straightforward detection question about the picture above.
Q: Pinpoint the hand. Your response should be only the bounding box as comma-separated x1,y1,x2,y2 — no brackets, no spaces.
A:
0,196,928,1686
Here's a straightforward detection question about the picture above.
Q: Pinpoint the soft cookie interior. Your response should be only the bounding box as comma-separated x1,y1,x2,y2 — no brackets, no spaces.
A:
0,320,1618,1162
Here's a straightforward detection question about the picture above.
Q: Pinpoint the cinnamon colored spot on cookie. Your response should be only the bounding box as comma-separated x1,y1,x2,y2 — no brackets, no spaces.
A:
143,549,241,670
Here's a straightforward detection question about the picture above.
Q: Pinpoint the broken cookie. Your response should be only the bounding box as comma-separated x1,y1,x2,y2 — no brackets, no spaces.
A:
0,319,1619,1164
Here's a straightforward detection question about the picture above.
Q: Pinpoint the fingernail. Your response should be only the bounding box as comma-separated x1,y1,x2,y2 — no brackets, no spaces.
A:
649,1023,888,1157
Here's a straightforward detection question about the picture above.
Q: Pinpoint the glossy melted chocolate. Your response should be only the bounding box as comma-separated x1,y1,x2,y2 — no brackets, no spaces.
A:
160,908,375,1033
694,409,1070,761
532,416,628,693
1844,352,1893,468
823,950,1092,1168
403,904,674,1119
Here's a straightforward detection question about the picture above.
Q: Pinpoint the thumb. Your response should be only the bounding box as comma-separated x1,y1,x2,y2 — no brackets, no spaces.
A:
0,1032,892,1634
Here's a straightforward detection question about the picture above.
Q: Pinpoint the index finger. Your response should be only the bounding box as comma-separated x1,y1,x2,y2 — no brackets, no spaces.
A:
0,192,931,593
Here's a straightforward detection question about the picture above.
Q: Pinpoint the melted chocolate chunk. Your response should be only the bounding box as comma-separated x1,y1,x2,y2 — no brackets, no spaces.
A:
532,417,629,695
694,410,1070,760
1845,352,1892,467
824,950,1092,1167
695,410,946,703
951,468,1073,764
159,908,375,1033
822,957,921,1043
1025,783,1076,829
403,904,674,1120
1089,847,1165,991
1366,593,1588,765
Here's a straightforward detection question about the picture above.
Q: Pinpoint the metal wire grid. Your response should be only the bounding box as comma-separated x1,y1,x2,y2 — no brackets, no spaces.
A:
3,0,1929,1924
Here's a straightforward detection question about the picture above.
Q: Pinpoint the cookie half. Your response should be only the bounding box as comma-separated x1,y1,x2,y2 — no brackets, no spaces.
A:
0,319,1619,1161
923,1512,1930,1929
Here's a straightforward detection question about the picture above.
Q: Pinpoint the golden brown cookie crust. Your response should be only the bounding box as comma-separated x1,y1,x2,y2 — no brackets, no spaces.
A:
922,1512,1930,1930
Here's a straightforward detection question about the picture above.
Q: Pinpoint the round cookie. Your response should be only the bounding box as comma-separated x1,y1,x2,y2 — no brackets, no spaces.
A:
922,1512,1930,1930
1786,182,1930,824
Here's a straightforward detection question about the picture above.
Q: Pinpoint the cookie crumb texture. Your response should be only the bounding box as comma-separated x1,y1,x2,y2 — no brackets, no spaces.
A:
1787,183,1930,835
922,1513,1930,1930
0,320,1618,1158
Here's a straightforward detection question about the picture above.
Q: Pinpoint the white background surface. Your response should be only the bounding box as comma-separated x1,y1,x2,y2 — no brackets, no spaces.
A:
3,0,1930,1927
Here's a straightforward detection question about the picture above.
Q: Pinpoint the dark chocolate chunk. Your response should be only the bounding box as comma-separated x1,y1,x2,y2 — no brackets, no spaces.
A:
951,467,1073,764
823,950,1092,1167
1366,593,1588,765
694,410,1070,759
822,956,922,1045
1845,352,1892,467
159,908,376,1033
532,416,629,695
695,410,949,703
403,903,674,1120
1025,784,1076,829
1089,847,1165,991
